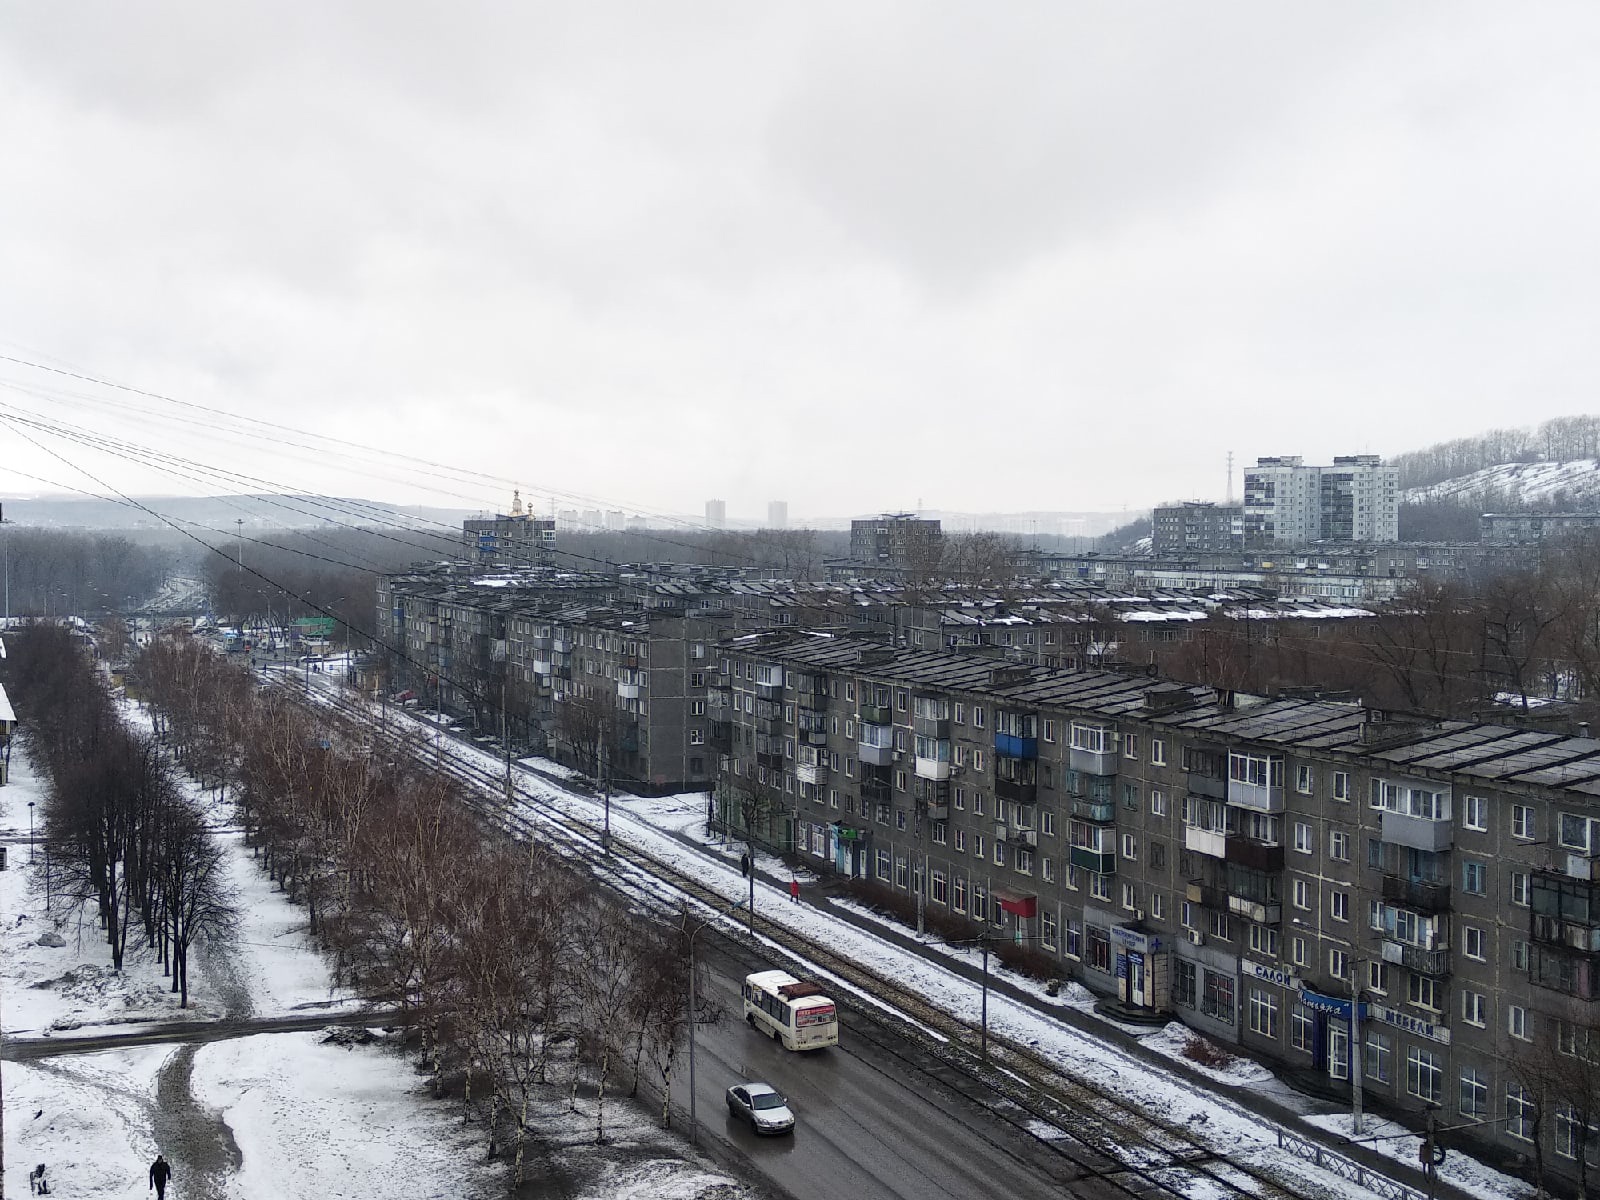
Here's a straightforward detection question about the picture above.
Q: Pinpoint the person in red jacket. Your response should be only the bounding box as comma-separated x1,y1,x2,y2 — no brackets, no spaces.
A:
789,877,801,904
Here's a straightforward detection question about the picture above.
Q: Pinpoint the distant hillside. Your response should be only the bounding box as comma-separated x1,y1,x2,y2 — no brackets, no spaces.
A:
1392,415,1600,489
1402,459,1600,510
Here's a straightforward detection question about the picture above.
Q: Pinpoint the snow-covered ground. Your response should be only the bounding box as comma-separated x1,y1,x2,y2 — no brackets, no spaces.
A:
1403,457,1600,506
1,720,753,1200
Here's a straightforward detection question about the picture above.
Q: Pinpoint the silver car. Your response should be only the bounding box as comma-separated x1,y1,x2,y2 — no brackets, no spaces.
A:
725,1081,796,1135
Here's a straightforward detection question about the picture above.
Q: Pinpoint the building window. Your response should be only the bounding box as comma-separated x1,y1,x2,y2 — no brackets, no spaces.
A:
1511,804,1536,840
1406,1048,1442,1104
1089,872,1113,902
1513,939,1530,971
895,857,909,888
1329,830,1350,862
1065,918,1083,959
1121,834,1138,861
1461,990,1486,1026
1366,1033,1391,1084
1293,822,1312,854
932,821,948,845
1296,765,1314,794
1367,961,1389,994
1293,879,1310,910
1451,1067,1487,1120
689,728,705,745
1511,871,1530,906
1201,972,1235,1023
1040,908,1057,950
1151,739,1167,766
1042,718,1054,742
1292,935,1308,968
1042,856,1054,882
1150,789,1168,817
875,849,891,881
1041,809,1055,837
1015,848,1032,875
994,840,1006,867
1328,948,1349,980
1408,975,1441,1012
1123,732,1138,759
1249,924,1279,958
1509,1005,1531,1041
1461,859,1486,896
954,828,966,853
1508,1083,1536,1141
1151,892,1164,920
1120,882,1137,911
1463,794,1487,831
1291,1007,1314,1052
1332,771,1350,802
1463,925,1486,961
953,876,967,911
1248,989,1279,1039
932,870,948,905
1330,890,1349,922
1173,959,1197,1008
973,834,985,860
972,705,984,728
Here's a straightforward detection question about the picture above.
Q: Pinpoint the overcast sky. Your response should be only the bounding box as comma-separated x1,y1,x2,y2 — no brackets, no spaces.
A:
2,2,1598,524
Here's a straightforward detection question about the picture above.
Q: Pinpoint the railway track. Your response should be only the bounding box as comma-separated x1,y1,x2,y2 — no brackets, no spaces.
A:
292,678,1336,1200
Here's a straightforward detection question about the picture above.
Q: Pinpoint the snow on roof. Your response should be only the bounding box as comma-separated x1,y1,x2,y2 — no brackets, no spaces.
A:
0,680,13,724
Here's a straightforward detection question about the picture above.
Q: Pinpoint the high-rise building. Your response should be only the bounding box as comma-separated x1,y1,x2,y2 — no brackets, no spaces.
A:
849,514,943,574
461,492,556,566
580,509,604,531
767,500,788,529
705,499,727,529
1243,455,1398,546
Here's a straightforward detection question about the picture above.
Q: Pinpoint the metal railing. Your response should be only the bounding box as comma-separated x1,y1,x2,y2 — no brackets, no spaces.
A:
1273,1129,1428,1200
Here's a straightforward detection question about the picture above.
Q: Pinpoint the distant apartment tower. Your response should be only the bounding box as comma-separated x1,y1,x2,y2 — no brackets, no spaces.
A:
767,500,788,529
1481,511,1600,543
1243,455,1398,546
705,499,727,529
1151,501,1243,554
580,509,604,531
849,514,943,569
462,492,556,566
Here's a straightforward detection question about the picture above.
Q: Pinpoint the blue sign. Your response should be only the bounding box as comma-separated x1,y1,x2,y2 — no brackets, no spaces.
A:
1300,988,1367,1020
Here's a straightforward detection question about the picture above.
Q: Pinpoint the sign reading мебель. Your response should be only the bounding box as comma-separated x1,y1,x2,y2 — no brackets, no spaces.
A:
1368,1003,1452,1045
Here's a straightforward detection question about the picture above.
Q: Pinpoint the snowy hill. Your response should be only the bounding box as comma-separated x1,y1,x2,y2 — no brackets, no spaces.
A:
1403,459,1600,507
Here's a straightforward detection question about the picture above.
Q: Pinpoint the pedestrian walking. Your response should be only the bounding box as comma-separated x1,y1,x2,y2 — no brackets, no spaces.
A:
789,877,800,904
149,1153,172,1199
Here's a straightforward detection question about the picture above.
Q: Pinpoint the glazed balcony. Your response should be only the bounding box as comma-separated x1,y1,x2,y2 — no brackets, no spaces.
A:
1381,875,1452,914
1072,797,1116,823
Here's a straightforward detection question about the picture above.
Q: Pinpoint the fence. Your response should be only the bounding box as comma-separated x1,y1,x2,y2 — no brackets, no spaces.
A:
1274,1128,1430,1200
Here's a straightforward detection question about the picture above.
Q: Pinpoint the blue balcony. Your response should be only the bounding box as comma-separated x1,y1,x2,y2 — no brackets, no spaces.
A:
994,732,1038,760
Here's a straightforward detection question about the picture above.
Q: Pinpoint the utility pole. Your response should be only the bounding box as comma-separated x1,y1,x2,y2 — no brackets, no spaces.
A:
501,675,514,828
1351,960,1365,1136
980,937,990,1060
914,800,926,937
601,739,611,853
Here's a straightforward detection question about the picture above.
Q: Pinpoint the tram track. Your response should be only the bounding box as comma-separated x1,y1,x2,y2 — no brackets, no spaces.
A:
292,678,1331,1200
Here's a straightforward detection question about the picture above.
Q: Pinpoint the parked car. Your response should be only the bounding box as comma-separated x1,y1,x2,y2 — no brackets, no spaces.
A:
725,1082,796,1135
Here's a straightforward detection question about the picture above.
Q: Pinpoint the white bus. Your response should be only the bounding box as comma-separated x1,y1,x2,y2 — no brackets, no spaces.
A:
742,969,839,1051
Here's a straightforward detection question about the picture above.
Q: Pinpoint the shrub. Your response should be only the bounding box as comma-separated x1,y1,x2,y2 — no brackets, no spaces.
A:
1180,1034,1234,1069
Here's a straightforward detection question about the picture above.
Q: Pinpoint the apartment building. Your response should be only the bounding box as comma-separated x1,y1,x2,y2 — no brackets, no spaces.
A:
1243,455,1400,547
462,494,557,567
377,568,725,790
712,633,1600,1179
848,514,943,575
1152,502,1244,555
1481,511,1600,544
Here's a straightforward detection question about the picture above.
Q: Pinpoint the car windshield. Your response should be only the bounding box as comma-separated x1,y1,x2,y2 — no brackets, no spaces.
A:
751,1093,787,1110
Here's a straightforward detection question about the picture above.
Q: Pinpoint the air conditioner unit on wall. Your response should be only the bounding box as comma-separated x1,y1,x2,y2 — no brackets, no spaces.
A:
1186,929,1205,946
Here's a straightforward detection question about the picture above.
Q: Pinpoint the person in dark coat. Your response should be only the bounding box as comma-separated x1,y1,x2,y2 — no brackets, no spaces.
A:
149,1154,172,1199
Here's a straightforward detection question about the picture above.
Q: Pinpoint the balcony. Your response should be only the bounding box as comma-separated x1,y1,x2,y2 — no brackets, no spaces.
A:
1185,825,1227,859
797,690,827,712
997,823,1038,848
915,755,952,781
1069,746,1117,776
552,639,570,654
1227,781,1284,814
1187,772,1227,801
1381,875,1452,914
861,779,892,805
1186,881,1227,909
1072,798,1116,823
1070,846,1116,875
755,680,784,700
912,715,952,739
1380,941,1452,977
996,776,1038,805
1224,835,1284,873
530,634,553,651
860,702,893,727
709,722,732,752
617,681,640,700
797,762,829,786
756,751,784,772
1380,810,1454,852
995,732,1037,760
1229,894,1282,925
858,740,893,767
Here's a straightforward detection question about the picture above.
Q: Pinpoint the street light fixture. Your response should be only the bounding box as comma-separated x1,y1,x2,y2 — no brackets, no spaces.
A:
27,800,34,863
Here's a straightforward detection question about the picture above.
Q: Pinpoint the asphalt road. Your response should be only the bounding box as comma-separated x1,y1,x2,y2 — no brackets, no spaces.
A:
677,941,1080,1200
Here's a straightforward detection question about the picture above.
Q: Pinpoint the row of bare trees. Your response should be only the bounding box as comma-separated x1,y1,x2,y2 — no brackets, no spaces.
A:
2,624,237,1004
1143,541,1600,723
1392,414,1600,490
136,629,700,1181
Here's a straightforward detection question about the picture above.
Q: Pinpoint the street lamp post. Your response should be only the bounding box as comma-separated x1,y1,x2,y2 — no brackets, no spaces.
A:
683,900,745,1149
26,802,34,864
